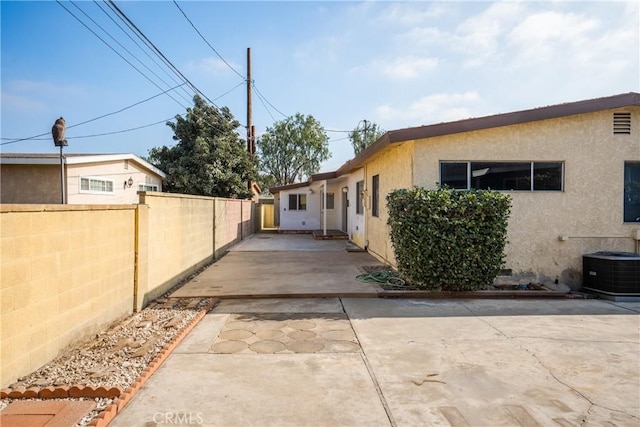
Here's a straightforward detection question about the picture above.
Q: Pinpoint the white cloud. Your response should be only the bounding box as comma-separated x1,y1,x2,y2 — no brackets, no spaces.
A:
394,27,445,48
453,2,526,68
375,91,481,127
8,79,86,97
380,56,439,80
374,2,447,26
293,35,343,68
503,5,639,88
0,92,46,112
187,57,242,75
508,11,599,62
391,2,527,68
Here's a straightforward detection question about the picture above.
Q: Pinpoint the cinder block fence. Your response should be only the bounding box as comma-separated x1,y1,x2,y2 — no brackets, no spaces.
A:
1,192,254,387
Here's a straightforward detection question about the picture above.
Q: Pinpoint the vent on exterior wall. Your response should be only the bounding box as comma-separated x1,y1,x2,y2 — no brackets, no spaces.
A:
613,112,631,134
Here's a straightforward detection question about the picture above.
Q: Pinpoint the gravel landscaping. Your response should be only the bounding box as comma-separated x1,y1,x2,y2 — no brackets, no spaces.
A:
1,297,216,426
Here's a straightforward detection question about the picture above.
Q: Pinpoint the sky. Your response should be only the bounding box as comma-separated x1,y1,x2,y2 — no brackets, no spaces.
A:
1,1,639,173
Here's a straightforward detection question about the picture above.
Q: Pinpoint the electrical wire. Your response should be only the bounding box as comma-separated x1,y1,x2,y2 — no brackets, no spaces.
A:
1,83,187,145
0,117,177,145
92,0,195,104
172,0,245,81
64,117,178,139
212,81,245,102
70,1,191,106
252,83,288,119
106,0,219,109
253,87,277,123
74,83,188,129
56,0,189,110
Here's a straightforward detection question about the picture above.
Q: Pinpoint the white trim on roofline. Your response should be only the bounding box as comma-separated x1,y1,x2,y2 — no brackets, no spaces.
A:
0,153,166,178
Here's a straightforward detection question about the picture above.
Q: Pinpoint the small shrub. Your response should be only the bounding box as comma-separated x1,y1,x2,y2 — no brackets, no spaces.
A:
386,187,511,291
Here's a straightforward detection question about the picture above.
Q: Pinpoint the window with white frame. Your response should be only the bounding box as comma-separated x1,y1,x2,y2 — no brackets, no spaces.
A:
321,192,335,209
138,183,159,191
80,177,114,194
440,161,564,191
356,181,364,214
288,193,307,211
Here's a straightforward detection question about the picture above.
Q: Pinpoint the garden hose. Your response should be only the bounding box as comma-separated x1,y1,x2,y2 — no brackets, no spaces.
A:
356,269,407,288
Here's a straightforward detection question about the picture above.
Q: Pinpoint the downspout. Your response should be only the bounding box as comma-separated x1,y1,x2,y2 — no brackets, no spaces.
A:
363,163,368,250
323,180,327,236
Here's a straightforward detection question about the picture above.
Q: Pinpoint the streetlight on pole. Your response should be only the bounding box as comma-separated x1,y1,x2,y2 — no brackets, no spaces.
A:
52,117,68,204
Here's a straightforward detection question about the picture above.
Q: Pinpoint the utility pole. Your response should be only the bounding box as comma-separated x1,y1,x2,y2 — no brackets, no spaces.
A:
363,119,368,145
246,47,253,155
246,47,254,194
52,117,68,204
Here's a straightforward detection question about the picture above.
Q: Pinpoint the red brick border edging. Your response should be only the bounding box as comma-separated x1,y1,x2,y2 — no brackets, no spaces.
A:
90,298,219,427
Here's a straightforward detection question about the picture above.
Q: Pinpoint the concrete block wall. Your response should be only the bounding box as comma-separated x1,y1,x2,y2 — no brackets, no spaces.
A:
214,198,253,258
1,205,135,387
137,192,216,310
1,194,255,387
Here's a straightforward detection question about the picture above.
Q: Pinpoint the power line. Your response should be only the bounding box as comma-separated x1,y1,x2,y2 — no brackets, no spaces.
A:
0,84,186,145
106,0,219,108
70,0,190,106
212,81,246,102
252,83,288,119
65,116,177,139
0,116,179,146
172,0,245,81
57,0,189,110
92,0,195,104
71,83,187,128
253,87,277,123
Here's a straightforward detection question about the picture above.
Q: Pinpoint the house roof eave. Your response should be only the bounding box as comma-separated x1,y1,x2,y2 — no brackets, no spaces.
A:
333,91,640,176
0,153,167,178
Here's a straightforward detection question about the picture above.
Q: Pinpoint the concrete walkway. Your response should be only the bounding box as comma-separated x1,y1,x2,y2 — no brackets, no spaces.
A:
171,234,383,298
111,234,640,426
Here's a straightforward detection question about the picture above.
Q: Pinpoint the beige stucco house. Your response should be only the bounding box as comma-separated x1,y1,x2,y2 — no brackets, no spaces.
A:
0,153,166,204
272,92,640,285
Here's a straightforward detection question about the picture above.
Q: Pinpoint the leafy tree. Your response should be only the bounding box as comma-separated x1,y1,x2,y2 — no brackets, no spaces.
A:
256,173,277,192
258,113,330,186
148,95,256,199
349,120,384,155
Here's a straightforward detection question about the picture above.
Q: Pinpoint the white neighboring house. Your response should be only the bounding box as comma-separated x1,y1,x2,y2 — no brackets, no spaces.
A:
0,153,166,204
270,170,364,242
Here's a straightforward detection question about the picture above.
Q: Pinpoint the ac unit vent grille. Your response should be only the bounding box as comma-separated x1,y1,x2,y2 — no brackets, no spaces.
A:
613,112,631,134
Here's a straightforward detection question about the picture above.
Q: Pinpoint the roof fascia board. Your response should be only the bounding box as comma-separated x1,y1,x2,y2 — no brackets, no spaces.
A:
0,157,60,165
337,92,640,174
0,153,166,177
387,92,640,143
66,154,166,178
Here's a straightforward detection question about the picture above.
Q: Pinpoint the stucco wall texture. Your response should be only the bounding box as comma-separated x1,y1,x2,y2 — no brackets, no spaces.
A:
67,160,163,205
363,142,414,265
1,194,254,387
402,107,640,280
0,159,163,205
0,165,61,204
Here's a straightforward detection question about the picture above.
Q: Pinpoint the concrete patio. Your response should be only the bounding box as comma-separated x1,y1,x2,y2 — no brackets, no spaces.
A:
112,234,640,427
111,297,640,427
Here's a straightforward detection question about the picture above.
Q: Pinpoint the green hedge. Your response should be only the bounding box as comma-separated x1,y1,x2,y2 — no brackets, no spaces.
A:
386,187,511,291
